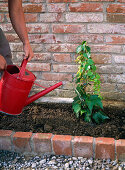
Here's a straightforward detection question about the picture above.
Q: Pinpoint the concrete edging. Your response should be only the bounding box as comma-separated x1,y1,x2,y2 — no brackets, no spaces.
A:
0,130,125,161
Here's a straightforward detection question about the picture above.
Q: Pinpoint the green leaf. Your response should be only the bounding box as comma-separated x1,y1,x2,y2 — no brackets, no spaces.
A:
87,70,93,76
82,41,86,45
72,102,81,118
92,111,110,124
86,99,93,113
83,53,89,59
84,114,91,123
86,46,91,53
76,45,83,54
87,59,94,65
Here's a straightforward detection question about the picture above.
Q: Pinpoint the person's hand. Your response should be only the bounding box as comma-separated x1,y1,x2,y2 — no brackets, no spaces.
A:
23,42,34,61
0,55,7,71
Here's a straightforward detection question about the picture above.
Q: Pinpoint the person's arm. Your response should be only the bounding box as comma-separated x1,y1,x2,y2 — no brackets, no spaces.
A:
8,0,33,61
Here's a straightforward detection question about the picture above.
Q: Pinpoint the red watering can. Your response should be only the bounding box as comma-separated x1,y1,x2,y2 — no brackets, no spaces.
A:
0,59,62,115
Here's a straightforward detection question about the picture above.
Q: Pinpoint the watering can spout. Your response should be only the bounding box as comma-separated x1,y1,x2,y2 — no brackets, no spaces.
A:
25,81,63,106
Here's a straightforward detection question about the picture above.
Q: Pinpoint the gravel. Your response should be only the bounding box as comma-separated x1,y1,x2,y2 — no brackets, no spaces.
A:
0,150,125,170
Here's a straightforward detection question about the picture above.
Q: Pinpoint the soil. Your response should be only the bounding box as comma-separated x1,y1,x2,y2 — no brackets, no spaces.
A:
0,103,125,140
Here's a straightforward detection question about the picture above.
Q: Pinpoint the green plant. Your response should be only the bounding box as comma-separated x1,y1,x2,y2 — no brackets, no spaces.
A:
72,41,109,124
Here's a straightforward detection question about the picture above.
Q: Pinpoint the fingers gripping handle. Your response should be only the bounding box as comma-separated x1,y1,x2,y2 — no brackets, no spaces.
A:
18,58,28,78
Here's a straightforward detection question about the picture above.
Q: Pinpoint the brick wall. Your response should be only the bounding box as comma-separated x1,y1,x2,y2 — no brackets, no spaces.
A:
0,0,125,101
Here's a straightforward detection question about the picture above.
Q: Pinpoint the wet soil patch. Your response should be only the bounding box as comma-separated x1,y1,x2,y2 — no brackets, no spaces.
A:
0,103,125,140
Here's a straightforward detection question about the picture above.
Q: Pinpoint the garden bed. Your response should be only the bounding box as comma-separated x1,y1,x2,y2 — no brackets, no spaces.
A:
0,103,125,140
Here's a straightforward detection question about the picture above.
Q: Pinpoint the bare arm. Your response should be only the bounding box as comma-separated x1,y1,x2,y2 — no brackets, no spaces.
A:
8,0,33,61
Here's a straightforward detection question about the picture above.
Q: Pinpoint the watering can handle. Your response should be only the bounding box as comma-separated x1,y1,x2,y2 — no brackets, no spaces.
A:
18,58,28,78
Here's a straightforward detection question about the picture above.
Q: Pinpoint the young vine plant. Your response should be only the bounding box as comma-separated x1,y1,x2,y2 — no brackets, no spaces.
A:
72,41,109,124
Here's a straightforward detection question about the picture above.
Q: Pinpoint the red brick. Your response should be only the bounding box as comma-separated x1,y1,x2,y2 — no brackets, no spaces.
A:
53,64,78,73
88,23,125,34
100,83,116,92
97,65,125,74
53,53,71,62
118,0,125,2
32,133,52,154
90,44,122,53
107,14,125,23
42,73,72,81
29,34,63,44
65,34,103,43
13,132,32,153
95,137,115,160
45,44,77,53
23,4,45,13
27,63,50,72
6,34,20,43
27,24,49,33
47,4,66,12
48,0,78,2
40,13,63,22
72,136,93,158
82,0,115,1
116,139,125,161
29,0,45,2
66,13,103,22
107,4,125,13
25,14,38,22
69,3,103,12
0,130,13,151
0,3,8,12
33,53,51,61
108,74,125,83
9,43,23,52
91,54,112,64
52,24,86,33
52,135,72,155
105,35,125,44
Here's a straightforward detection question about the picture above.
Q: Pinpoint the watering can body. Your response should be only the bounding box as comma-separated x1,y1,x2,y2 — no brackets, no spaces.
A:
0,59,62,115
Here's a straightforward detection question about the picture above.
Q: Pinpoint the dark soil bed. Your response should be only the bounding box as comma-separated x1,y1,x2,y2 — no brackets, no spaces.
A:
0,103,125,140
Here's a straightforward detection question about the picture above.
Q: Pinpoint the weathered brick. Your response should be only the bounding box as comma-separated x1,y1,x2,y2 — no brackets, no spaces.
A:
56,89,76,97
47,3,66,12
90,44,122,53
48,0,78,2
0,3,8,12
32,133,52,154
25,14,38,22
66,13,103,22
118,0,125,2
0,14,4,22
95,137,115,160
45,44,77,53
108,74,125,83
113,55,125,64
88,24,125,34
102,92,125,101
0,130,13,151
23,4,45,13
72,136,93,158
100,83,116,92
64,34,103,43
29,0,45,2
53,64,78,73
117,84,125,92
33,53,51,61
42,73,72,81
10,43,23,52
116,139,125,161
53,53,72,62
29,34,63,44
6,34,20,43
69,3,103,12
91,54,112,64
26,24,49,33
0,24,13,33
82,0,114,1
97,65,125,74
52,135,72,156
107,4,125,13
27,63,51,71
13,132,32,153
105,35,125,44
107,14,125,23
52,24,86,33
40,13,63,22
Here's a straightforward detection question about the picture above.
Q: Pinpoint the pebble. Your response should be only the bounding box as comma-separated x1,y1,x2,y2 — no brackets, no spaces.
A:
0,150,125,169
